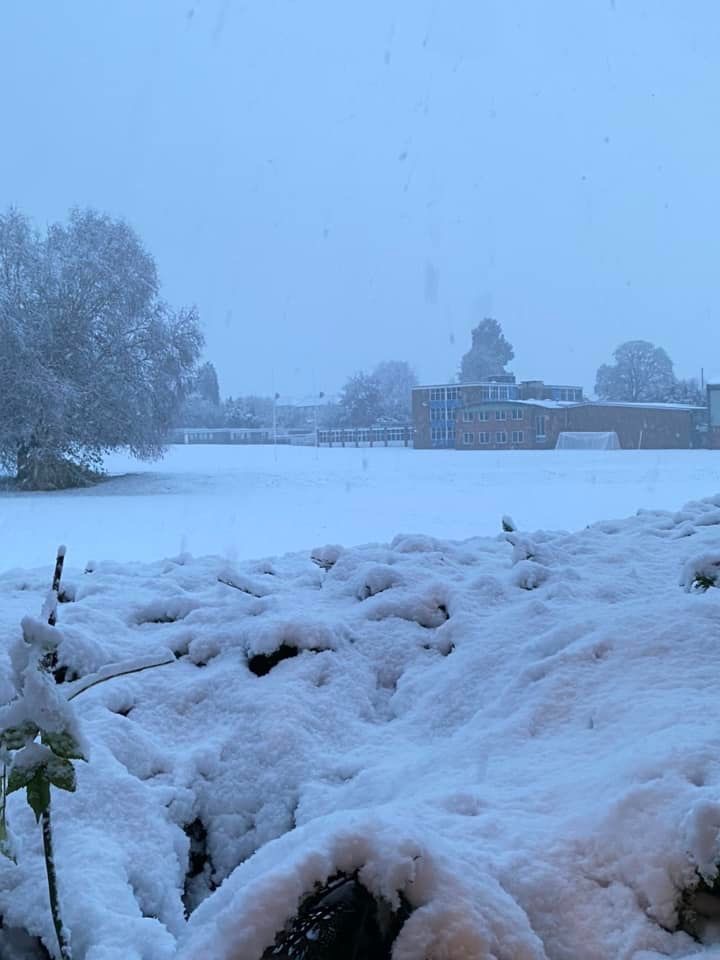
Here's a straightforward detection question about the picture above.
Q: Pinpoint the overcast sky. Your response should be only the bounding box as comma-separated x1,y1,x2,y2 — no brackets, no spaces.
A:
1,1,718,398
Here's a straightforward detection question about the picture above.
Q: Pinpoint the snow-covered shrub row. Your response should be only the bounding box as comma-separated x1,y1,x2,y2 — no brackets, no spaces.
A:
2,495,720,957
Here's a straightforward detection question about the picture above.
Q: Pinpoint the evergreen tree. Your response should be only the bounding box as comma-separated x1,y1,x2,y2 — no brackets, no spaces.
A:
194,362,220,405
459,318,514,382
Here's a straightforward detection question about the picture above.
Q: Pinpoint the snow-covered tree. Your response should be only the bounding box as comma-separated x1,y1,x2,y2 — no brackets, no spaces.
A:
595,340,676,403
223,395,274,428
371,360,417,422
338,372,383,426
0,208,203,489
459,318,514,382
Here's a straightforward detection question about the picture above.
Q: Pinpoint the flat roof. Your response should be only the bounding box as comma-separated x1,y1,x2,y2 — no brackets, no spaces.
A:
574,401,705,412
459,399,705,412
463,399,575,410
413,381,582,391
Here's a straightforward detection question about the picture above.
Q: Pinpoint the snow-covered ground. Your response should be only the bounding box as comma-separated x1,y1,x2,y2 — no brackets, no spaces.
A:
3,449,720,959
3,445,720,570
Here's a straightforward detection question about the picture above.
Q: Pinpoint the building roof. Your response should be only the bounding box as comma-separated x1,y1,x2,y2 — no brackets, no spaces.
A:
463,399,575,410
413,380,581,391
574,401,706,412
461,399,705,412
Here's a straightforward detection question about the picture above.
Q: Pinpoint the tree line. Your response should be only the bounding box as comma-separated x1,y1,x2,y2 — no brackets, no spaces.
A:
0,203,706,492
187,319,704,437
458,318,705,404
178,359,418,431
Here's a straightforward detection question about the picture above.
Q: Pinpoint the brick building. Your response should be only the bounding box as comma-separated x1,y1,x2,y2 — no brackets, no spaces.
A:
412,378,582,450
709,382,720,449
412,378,705,451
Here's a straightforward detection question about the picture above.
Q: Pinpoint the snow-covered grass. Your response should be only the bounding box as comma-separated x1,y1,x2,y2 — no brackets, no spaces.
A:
2,445,720,570
3,448,720,958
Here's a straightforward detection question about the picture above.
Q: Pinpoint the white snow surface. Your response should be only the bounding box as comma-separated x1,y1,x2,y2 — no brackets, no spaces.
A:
2,484,720,957
3,445,720,568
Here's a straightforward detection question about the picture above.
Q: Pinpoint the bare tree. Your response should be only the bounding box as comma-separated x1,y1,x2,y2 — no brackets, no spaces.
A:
595,340,676,402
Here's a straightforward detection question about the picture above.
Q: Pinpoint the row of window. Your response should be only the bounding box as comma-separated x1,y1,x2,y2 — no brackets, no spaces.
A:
434,407,528,423
461,408,524,422
429,387,460,402
473,385,518,400
463,431,526,445
430,427,456,442
430,406,454,421
430,385,518,402
432,416,547,445
428,387,582,404
319,427,411,442
552,388,582,402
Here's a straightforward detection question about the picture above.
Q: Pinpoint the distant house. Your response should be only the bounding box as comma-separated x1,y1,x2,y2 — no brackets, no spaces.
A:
412,377,706,450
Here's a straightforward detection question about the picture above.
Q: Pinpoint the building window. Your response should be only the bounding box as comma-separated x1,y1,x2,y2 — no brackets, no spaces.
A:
477,410,489,421
462,410,473,422
495,410,507,421
463,431,474,445
431,427,445,442
512,430,525,443
535,415,546,439
511,408,523,420
495,431,508,443
478,431,490,444
430,407,445,421
430,388,445,402
447,387,459,401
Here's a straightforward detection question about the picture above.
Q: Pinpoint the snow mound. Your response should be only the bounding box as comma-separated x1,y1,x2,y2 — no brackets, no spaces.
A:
2,496,720,958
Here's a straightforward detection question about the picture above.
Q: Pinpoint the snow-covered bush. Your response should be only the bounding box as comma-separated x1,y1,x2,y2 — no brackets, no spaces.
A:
680,554,720,593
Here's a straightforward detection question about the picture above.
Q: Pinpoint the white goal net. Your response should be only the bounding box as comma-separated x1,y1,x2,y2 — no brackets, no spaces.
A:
555,431,621,450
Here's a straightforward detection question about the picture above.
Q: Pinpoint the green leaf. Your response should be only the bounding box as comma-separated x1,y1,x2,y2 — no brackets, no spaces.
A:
7,759,42,795
26,770,50,822
41,730,86,761
45,756,76,793
0,721,39,751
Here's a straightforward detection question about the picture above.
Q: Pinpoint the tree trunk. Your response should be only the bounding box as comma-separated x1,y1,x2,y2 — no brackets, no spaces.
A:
15,443,96,491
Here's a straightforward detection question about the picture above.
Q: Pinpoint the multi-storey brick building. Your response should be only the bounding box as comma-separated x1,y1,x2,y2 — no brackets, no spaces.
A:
412,377,706,450
412,378,583,450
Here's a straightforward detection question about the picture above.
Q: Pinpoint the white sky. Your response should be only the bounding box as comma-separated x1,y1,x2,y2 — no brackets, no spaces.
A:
1,1,718,397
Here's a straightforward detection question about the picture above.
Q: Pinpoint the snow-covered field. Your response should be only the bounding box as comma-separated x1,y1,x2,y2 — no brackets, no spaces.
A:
3,448,720,959
3,445,720,570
